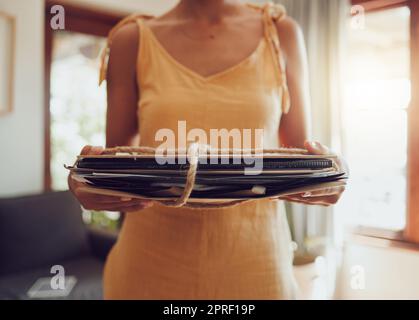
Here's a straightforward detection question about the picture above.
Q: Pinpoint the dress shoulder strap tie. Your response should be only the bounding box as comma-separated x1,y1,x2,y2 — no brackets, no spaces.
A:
248,2,291,114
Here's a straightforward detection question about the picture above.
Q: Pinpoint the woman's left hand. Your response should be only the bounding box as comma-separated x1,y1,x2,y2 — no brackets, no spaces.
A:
278,141,347,207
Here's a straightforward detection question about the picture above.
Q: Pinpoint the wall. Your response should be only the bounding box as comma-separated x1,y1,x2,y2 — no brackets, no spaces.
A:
0,0,177,197
0,0,45,197
67,0,178,15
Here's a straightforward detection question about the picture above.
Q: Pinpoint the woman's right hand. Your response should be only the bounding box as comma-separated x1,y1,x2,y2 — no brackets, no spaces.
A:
68,145,154,212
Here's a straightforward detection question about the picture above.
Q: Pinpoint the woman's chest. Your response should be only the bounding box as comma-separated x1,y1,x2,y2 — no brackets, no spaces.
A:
145,19,264,79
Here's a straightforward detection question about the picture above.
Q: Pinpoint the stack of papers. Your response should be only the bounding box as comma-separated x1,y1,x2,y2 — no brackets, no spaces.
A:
66,153,347,204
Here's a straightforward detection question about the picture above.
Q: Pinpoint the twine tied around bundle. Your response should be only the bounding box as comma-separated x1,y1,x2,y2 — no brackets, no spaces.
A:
99,144,312,209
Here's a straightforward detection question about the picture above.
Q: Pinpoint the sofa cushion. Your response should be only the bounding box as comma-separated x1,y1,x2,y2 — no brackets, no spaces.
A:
0,191,89,275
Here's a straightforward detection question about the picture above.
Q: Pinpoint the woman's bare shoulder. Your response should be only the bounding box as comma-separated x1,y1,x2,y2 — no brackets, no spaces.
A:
107,22,139,81
109,21,139,53
275,16,303,44
107,21,141,78
274,17,305,61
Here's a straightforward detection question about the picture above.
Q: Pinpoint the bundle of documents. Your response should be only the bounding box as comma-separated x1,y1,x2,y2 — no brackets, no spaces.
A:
66,152,347,205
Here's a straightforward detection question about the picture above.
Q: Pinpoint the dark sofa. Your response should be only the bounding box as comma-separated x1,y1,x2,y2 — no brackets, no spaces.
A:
0,191,117,300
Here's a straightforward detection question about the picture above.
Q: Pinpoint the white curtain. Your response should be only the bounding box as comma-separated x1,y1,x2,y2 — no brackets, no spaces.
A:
254,0,350,296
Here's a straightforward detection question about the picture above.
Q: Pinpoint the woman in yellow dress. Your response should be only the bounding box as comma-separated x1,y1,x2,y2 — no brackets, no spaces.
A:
69,0,345,299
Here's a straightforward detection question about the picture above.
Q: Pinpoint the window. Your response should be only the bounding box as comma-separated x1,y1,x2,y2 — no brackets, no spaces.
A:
339,6,411,230
45,1,125,230
338,0,419,243
50,32,107,190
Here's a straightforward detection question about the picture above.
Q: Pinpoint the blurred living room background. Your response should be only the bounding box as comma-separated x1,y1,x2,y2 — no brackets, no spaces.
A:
0,0,418,299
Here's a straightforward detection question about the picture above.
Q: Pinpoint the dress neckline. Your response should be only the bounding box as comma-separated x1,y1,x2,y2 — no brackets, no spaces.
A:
141,21,266,82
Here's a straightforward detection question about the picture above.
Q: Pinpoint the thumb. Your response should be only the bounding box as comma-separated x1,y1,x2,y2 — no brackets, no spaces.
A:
80,145,104,156
304,141,330,155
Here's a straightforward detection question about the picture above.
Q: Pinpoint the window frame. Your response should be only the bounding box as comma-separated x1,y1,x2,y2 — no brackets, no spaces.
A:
405,0,419,243
350,0,419,243
352,0,410,12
